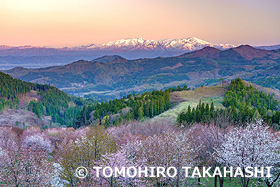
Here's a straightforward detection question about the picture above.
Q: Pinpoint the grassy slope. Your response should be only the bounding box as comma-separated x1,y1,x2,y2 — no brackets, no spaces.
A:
155,84,227,121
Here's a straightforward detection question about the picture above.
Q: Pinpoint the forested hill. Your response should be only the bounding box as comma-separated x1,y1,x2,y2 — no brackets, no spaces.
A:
0,72,93,127
74,85,190,128
0,72,32,109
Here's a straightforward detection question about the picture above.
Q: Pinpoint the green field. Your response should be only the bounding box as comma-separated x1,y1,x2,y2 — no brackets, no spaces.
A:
155,85,226,121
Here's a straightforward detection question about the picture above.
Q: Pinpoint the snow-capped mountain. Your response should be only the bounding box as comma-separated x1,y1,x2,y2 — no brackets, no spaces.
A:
2,37,279,52
1,37,279,69
70,37,236,51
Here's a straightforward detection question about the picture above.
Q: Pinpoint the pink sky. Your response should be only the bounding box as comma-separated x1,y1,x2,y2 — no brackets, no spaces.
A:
0,0,279,47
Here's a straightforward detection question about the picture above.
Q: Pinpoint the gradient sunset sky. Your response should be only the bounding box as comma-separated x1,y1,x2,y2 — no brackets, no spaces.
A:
0,0,279,47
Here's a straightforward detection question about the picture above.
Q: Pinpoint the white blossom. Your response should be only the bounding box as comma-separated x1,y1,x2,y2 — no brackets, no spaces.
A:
215,120,280,187
23,134,54,153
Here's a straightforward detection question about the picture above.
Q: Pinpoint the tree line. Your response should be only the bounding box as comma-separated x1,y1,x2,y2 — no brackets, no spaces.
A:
74,89,172,128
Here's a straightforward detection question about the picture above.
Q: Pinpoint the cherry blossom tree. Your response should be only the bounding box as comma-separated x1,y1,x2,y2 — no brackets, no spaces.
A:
21,126,41,137
123,131,197,186
0,127,54,186
22,133,54,153
263,131,280,187
109,119,176,146
88,149,146,187
188,123,230,187
215,120,280,187
44,127,74,146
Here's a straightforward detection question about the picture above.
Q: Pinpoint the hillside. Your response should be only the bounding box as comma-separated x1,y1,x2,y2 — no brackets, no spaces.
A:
0,72,92,127
4,45,280,101
157,80,280,123
71,78,280,128
155,85,226,120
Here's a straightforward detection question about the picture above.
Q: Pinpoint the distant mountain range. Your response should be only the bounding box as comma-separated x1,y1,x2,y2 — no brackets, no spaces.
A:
67,37,235,51
4,45,280,101
0,37,235,54
2,37,279,69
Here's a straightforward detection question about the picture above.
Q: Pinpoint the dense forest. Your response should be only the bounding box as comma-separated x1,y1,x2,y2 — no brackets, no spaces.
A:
75,90,170,128
177,78,280,128
0,72,92,126
27,88,89,126
29,89,96,126
75,85,190,128
0,72,31,110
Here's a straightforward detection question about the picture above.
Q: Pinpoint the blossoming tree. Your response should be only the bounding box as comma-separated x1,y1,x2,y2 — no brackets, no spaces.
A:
215,120,280,187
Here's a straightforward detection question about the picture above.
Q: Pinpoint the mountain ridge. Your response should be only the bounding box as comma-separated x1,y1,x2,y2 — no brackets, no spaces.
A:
2,37,279,53
1,37,279,69
69,37,235,51
4,45,280,101
0,37,234,52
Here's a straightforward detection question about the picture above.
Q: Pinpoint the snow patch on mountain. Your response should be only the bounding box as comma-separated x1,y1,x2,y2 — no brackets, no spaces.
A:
71,37,236,51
